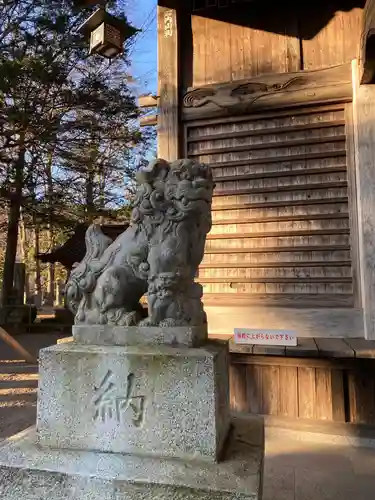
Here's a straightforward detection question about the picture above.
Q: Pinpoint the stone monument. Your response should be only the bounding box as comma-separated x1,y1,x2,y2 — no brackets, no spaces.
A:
0,159,264,499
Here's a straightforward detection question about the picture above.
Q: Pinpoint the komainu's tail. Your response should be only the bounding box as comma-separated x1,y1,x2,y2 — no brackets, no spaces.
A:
65,225,113,314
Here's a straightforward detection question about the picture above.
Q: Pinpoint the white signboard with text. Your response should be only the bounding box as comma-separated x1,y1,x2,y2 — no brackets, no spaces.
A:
234,328,297,346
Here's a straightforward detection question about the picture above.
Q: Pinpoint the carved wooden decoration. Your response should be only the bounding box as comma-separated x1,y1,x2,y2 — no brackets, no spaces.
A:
182,64,352,121
360,0,375,84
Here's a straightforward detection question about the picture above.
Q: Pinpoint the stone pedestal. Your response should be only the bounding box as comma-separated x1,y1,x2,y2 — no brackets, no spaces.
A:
0,326,264,499
36,341,230,461
0,416,263,500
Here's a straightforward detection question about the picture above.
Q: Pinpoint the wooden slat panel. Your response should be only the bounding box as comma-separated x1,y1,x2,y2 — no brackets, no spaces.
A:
205,245,350,254
188,104,353,308
331,369,346,422
214,181,348,197
186,104,346,128
187,120,346,143
203,249,351,264
199,267,352,280
210,219,350,236
212,189,349,208
199,277,352,284
207,228,350,240
214,165,347,182
348,367,375,424
204,294,354,308
202,282,353,295
212,213,349,226
212,203,349,221
278,366,298,417
301,8,363,70
315,368,333,420
212,197,349,211
229,363,249,412
246,364,262,415
298,367,316,419
202,146,346,167
189,135,346,156
261,366,279,415
200,261,351,269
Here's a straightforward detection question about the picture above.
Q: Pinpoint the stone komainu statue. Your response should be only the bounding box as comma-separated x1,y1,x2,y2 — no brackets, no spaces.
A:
65,158,214,327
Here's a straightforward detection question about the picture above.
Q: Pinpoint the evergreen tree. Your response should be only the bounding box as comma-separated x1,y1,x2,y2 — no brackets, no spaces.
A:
0,0,150,308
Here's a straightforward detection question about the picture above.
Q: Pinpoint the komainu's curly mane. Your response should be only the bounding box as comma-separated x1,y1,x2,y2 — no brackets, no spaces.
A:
65,158,214,327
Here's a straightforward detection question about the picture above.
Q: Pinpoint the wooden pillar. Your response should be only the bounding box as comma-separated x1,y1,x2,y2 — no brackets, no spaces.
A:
352,58,375,339
157,4,180,160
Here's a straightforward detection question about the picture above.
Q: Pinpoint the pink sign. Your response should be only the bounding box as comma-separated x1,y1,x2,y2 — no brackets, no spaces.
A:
234,328,297,346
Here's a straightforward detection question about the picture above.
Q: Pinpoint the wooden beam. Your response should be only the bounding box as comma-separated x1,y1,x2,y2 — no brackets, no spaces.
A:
212,197,349,212
186,103,346,128
157,4,179,160
0,326,37,364
359,0,375,84
204,244,350,254
208,150,346,169
199,277,352,284
352,58,375,339
189,135,346,157
203,293,354,308
200,261,351,269
186,120,346,143
182,64,352,121
212,213,349,226
207,228,350,240
140,114,158,127
214,181,348,197
206,305,364,340
214,166,347,183
138,95,158,108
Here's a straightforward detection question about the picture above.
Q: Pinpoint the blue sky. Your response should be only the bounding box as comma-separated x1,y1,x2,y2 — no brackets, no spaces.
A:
126,0,157,95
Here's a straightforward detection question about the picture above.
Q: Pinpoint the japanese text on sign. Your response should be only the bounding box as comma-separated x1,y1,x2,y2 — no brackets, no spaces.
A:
234,328,297,346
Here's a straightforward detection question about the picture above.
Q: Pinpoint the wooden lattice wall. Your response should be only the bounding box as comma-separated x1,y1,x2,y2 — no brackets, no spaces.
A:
186,103,358,309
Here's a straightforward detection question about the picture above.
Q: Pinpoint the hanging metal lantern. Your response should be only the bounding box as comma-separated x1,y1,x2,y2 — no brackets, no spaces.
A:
78,7,138,59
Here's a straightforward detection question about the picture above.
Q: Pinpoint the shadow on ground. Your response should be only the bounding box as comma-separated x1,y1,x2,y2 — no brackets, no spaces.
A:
0,363,37,439
264,433,375,500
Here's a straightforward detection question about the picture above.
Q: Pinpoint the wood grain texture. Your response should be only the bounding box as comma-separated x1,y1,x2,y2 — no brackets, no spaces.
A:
246,364,262,414
260,366,279,415
286,338,319,358
315,368,333,420
352,59,375,339
205,306,364,338
301,8,363,70
314,338,355,358
157,5,179,159
278,366,298,417
190,5,300,86
360,0,375,83
348,366,375,424
187,102,357,314
331,369,346,422
229,363,249,412
345,103,362,308
298,367,316,419
183,64,352,121
345,338,375,358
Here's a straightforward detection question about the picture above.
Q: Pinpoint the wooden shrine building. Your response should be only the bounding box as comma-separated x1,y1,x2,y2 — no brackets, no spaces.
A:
152,0,375,344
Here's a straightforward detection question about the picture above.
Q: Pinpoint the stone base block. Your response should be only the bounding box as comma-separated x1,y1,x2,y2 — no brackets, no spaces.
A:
0,416,264,500
36,341,230,462
73,324,207,347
